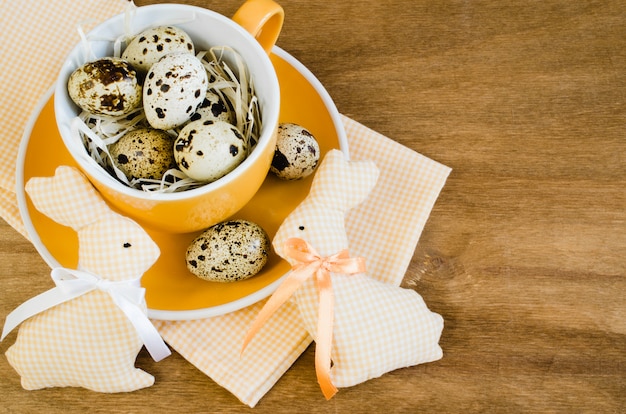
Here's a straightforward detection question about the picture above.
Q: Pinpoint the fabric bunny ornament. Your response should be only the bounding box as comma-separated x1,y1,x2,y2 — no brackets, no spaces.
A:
2,166,170,392
243,149,444,399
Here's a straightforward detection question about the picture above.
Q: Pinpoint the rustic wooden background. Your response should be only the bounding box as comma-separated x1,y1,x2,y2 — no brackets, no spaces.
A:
1,0,624,412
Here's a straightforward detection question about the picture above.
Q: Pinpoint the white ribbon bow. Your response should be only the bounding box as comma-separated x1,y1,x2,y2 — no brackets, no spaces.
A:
1,267,170,362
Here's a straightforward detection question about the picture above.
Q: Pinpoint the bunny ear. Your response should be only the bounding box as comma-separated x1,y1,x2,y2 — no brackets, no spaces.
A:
309,149,380,211
25,166,113,231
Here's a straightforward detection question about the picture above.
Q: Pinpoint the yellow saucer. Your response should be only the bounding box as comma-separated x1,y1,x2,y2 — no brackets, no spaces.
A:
16,47,347,320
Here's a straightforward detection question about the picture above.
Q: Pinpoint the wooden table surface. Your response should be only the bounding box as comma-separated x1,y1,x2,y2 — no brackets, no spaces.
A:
1,1,624,412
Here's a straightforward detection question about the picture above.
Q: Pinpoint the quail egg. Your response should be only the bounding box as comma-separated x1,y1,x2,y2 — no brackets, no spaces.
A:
67,57,142,117
270,123,320,180
188,90,234,124
186,219,270,282
110,128,176,180
143,52,208,130
121,26,195,75
174,120,246,182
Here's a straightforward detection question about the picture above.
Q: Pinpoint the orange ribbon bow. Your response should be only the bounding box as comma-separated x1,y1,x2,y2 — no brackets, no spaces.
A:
242,237,366,400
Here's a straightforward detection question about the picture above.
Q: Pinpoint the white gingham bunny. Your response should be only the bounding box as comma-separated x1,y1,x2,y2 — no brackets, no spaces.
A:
244,149,444,399
3,166,169,392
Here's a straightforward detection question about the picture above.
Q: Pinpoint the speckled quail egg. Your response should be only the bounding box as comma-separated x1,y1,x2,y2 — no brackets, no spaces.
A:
110,128,176,180
121,26,195,74
186,219,270,282
174,120,246,182
188,90,234,124
143,52,208,130
67,57,142,117
270,123,320,180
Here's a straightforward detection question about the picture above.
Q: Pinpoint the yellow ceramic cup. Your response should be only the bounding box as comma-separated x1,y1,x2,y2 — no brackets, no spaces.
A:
54,1,283,233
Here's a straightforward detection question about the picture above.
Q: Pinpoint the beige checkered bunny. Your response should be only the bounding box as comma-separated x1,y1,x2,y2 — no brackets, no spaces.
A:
245,149,444,399
4,166,168,392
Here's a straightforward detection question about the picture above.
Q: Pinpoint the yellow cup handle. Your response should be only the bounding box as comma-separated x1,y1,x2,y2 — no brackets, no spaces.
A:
232,0,284,54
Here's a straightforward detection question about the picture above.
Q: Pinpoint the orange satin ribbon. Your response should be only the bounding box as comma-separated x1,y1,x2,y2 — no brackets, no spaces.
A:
241,237,366,400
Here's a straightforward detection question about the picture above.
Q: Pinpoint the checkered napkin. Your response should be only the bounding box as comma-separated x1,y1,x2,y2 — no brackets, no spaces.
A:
0,0,452,407
153,119,451,406
0,0,129,238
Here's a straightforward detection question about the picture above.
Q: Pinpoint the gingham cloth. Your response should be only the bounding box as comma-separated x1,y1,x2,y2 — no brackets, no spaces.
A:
154,123,450,406
0,0,129,238
0,0,452,407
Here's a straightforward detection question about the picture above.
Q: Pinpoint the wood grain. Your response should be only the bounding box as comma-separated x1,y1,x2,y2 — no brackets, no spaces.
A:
1,1,624,412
